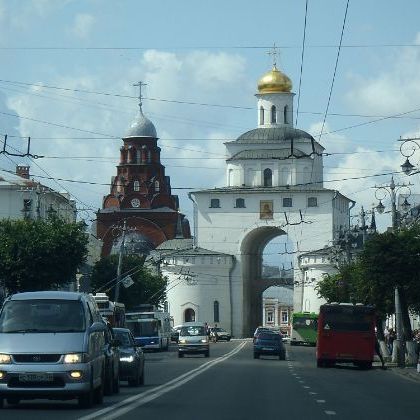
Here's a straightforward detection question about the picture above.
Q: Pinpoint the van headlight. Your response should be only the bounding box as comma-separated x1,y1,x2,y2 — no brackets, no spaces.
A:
179,339,187,344
120,355,134,363
64,353,85,364
0,354,11,364
201,339,208,343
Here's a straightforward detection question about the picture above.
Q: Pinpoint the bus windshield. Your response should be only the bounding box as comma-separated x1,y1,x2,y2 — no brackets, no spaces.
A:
127,320,159,337
322,307,373,332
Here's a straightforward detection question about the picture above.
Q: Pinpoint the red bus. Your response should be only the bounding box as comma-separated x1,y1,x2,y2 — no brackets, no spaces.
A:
316,303,376,369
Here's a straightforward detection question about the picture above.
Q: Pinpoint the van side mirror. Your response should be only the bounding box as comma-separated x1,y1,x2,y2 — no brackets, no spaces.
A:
89,322,107,333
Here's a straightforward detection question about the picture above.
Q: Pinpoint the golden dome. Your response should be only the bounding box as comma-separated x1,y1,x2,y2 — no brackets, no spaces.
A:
257,65,292,93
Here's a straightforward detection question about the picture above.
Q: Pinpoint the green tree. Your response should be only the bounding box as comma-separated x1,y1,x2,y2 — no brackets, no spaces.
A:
90,255,167,310
0,216,88,293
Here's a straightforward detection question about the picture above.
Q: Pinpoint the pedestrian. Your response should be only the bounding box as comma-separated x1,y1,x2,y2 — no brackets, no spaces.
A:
212,323,218,343
387,329,396,354
375,336,386,369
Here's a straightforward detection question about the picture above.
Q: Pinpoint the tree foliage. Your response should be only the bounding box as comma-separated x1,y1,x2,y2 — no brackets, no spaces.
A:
316,224,420,339
90,255,167,310
0,217,88,293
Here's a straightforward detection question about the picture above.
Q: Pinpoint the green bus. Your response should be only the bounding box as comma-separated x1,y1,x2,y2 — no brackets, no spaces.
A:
290,312,318,346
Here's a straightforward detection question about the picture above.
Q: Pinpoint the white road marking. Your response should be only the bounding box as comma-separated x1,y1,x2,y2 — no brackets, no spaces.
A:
325,411,336,415
309,392,317,395
316,400,326,403
303,386,310,389
299,380,304,383
78,341,247,420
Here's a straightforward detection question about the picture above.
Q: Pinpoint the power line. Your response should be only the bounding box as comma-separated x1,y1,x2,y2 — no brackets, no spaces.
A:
295,0,309,127
318,0,350,140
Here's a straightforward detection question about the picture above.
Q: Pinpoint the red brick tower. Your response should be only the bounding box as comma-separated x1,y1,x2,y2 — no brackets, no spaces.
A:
96,82,191,256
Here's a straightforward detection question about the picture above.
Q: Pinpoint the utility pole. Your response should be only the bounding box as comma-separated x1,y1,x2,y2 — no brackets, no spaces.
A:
115,220,127,303
374,177,411,367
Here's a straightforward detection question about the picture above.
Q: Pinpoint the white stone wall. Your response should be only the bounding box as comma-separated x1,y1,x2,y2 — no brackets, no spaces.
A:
163,255,233,332
256,92,294,126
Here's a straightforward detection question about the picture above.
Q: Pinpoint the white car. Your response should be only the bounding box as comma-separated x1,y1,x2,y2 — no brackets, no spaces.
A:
178,322,209,358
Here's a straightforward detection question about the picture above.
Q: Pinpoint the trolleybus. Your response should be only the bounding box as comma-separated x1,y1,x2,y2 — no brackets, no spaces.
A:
291,312,318,346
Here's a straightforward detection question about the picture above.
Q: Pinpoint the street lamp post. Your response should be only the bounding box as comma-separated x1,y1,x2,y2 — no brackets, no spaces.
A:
374,177,411,367
115,220,127,303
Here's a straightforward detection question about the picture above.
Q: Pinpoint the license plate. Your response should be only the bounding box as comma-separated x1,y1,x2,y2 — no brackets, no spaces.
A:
262,347,274,351
19,373,54,382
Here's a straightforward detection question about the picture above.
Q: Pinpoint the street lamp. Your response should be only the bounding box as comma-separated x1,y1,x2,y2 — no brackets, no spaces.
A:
373,177,412,367
399,137,420,176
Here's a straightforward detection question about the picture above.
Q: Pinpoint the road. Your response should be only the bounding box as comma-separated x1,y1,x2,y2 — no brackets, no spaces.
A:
1,340,419,419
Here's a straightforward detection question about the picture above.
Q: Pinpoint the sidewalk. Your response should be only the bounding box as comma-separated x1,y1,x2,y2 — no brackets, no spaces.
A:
374,359,420,382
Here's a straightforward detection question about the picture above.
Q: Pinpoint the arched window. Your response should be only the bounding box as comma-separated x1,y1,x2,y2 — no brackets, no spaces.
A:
235,198,245,208
284,105,288,124
184,308,196,322
155,180,160,192
147,150,152,163
133,180,140,192
263,168,272,187
271,105,277,123
164,301,169,313
136,150,141,163
259,106,264,125
214,301,220,323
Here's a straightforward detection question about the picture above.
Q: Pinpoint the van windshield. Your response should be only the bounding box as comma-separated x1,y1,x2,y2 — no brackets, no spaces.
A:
180,326,206,336
0,300,86,333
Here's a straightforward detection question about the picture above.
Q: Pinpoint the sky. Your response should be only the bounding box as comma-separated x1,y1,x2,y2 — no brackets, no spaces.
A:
2,0,420,269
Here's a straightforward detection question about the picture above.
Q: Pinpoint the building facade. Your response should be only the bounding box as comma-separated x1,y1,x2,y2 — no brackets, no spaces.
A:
0,165,76,222
184,64,352,337
96,98,190,256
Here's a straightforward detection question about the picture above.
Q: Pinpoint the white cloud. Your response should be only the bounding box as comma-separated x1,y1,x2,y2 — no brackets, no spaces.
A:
346,32,420,115
5,50,247,219
70,13,95,40
307,121,351,152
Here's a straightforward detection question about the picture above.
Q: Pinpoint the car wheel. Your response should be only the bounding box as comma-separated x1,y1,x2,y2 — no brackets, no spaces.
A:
139,363,145,385
178,352,184,358
227,338,231,342
254,352,259,359
317,359,324,368
0,398,3,409
6,397,20,405
94,370,104,405
78,379,94,409
104,365,113,396
113,373,120,394
204,350,210,358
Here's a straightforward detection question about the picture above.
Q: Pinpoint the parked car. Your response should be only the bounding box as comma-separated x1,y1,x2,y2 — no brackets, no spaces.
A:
178,322,209,358
103,323,120,395
254,332,286,360
209,327,231,341
113,328,145,387
0,291,107,409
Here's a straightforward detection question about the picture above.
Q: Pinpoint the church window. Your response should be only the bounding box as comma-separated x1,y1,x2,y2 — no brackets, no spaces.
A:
308,197,318,207
263,168,272,187
271,105,277,123
136,150,141,163
133,181,140,191
214,301,220,323
235,198,245,208
147,150,152,162
155,180,160,192
283,197,292,207
184,308,195,323
284,105,288,124
164,301,169,313
210,198,220,208
259,106,264,125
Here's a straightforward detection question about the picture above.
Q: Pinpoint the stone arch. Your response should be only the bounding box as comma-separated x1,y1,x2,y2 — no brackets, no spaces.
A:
240,226,289,336
184,308,196,322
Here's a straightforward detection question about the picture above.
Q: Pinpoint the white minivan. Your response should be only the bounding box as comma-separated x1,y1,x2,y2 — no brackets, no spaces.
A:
177,322,209,358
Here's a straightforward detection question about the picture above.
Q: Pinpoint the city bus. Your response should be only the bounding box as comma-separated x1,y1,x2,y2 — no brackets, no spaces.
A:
93,293,125,327
290,312,318,346
316,303,376,369
126,310,171,351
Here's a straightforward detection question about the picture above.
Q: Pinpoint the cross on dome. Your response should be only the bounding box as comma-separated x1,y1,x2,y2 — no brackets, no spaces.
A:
133,81,147,111
267,43,279,68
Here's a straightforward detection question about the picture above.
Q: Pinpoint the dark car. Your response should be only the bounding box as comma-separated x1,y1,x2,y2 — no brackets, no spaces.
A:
171,327,180,343
113,328,145,387
254,332,286,360
209,327,231,341
253,326,270,342
103,323,120,395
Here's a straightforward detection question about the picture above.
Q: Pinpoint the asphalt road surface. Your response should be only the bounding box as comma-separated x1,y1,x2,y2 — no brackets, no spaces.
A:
1,340,419,419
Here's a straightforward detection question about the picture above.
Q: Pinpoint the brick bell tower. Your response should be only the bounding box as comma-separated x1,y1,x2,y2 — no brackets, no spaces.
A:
96,82,191,256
